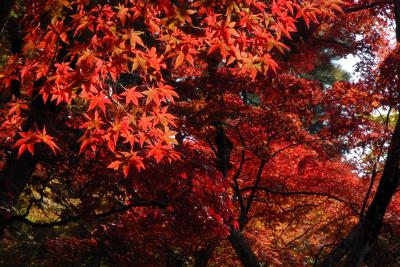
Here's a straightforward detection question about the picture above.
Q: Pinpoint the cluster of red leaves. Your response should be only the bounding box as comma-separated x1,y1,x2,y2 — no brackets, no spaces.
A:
7,0,395,266
0,0,345,177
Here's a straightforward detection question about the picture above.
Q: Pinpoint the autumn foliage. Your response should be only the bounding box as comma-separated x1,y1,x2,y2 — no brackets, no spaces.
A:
1,0,400,266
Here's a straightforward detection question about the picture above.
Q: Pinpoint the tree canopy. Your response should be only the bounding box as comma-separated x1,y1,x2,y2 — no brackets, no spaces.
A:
1,0,400,266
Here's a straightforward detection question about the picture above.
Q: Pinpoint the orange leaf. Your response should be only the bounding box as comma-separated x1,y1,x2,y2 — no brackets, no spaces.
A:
175,52,185,69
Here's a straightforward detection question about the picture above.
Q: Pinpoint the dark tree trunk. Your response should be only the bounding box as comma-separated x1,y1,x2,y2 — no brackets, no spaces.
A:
0,0,16,34
321,2,400,266
395,0,400,41
166,250,184,267
213,121,233,176
228,227,261,267
211,123,260,267
194,243,217,267
321,116,400,267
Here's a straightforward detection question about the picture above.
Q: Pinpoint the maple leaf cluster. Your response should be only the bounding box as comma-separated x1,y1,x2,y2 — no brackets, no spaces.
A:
6,0,400,266
0,0,345,177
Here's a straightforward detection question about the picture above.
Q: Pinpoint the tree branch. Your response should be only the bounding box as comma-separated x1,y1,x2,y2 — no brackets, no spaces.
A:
359,108,391,219
344,0,394,13
242,160,267,224
231,126,246,212
240,186,360,215
5,199,168,228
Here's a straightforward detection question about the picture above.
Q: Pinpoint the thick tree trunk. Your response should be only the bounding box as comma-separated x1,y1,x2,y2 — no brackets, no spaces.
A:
321,116,400,267
211,122,261,266
194,243,217,267
166,249,184,267
395,0,400,41
343,122,400,266
321,1,400,266
228,227,261,267
0,0,16,34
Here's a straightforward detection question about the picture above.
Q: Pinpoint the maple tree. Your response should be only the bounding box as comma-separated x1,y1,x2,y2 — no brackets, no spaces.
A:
2,0,400,266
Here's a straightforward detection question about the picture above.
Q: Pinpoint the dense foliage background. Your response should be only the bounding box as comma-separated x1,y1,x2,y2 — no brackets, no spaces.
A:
1,0,400,266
